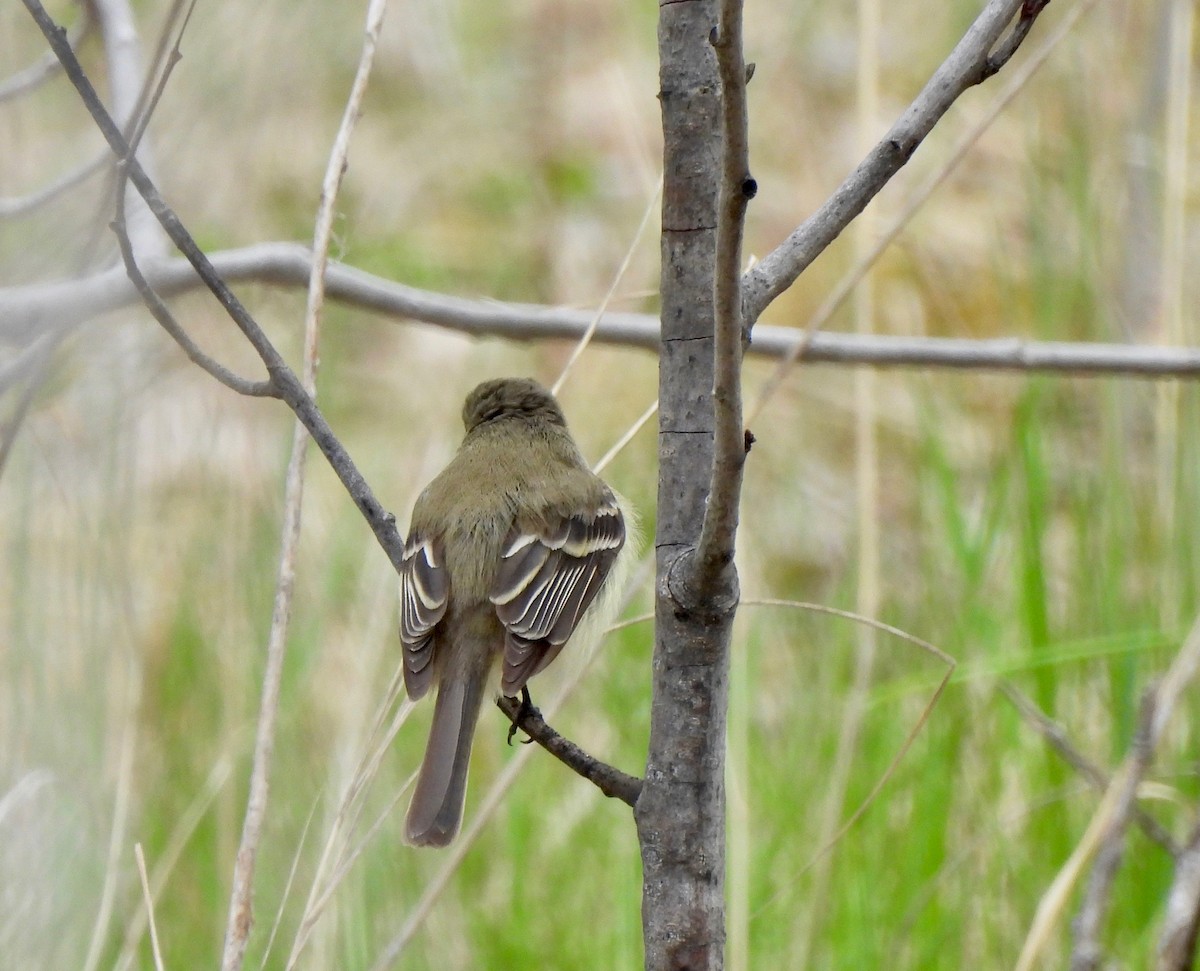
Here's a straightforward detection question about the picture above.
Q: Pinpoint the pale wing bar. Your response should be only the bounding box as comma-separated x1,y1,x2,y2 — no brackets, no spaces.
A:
491,497,625,695
399,533,448,699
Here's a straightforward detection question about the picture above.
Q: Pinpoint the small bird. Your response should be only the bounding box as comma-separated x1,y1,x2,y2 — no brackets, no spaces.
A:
399,377,626,846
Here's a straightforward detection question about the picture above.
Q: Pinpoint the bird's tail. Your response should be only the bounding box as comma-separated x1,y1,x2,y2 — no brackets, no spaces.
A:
405,662,487,847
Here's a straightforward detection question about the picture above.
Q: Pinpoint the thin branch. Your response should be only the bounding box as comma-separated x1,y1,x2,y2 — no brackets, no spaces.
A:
22,0,406,573
111,216,275,394
9,246,1200,379
983,0,1052,78
0,0,90,102
742,0,1053,323
122,0,194,155
1068,691,1158,971
91,0,165,258
371,565,655,971
689,0,752,599
746,0,1101,425
1016,613,1200,971
0,333,60,482
107,1,268,397
221,1,390,967
1000,682,1177,855
0,149,110,219
495,695,643,807
1158,814,1200,971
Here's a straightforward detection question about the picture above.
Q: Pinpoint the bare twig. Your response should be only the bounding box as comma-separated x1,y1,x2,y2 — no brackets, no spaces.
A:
112,163,273,396
22,0,407,573
108,1,270,399
1017,613,1200,971
371,561,655,971
111,215,275,395
91,0,165,258
220,2,390,968
981,0,1051,78
689,0,752,600
0,150,110,218
1068,692,1158,971
495,695,643,807
8,246,1200,378
0,332,61,481
746,0,1101,425
1000,682,1177,854
1158,815,1200,971
0,0,90,102
742,0,1053,322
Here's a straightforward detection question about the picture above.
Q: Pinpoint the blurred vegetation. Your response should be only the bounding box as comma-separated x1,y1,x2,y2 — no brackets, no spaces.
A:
1,0,1198,969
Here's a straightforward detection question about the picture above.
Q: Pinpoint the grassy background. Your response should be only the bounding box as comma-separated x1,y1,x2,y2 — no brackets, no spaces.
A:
2,0,1197,968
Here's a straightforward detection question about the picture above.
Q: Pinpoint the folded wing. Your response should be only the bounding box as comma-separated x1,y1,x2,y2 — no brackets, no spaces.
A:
490,494,625,696
399,533,448,699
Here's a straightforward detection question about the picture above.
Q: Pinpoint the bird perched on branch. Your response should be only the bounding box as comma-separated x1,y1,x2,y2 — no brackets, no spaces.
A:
400,377,627,846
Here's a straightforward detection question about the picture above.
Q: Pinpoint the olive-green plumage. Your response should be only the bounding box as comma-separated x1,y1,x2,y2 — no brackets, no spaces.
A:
400,378,625,846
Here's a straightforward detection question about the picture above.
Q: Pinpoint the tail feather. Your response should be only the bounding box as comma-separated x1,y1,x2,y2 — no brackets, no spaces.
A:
405,669,486,846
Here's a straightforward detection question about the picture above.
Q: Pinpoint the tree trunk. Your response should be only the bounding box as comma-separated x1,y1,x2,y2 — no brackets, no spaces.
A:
637,2,733,969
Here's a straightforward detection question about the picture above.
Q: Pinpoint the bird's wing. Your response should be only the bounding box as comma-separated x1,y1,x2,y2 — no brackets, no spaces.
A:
400,532,448,700
490,493,625,696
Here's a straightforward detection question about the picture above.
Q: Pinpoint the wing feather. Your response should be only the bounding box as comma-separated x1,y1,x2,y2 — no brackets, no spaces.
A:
399,532,448,699
491,494,625,695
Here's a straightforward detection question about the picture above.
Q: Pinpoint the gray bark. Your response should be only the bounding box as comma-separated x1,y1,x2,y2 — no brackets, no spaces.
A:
637,2,734,969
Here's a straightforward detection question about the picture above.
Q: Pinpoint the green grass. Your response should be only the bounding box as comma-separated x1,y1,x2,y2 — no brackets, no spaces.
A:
2,0,1197,968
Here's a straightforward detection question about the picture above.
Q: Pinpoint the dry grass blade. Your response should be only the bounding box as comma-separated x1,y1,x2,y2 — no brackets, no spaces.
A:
739,597,955,921
746,0,1104,426
1015,613,1200,971
220,1,391,968
80,659,139,971
114,756,234,971
370,568,655,970
552,178,661,397
795,1,884,959
592,397,657,475
134,844,166,971
259,797,320,970
1152,0,1195,634
284,694,416,970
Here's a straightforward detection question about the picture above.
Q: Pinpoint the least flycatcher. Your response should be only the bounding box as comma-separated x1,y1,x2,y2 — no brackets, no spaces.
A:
400,377,626,846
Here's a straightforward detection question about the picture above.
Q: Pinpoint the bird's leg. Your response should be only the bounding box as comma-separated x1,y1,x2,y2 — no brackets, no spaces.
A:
505,685,537,745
